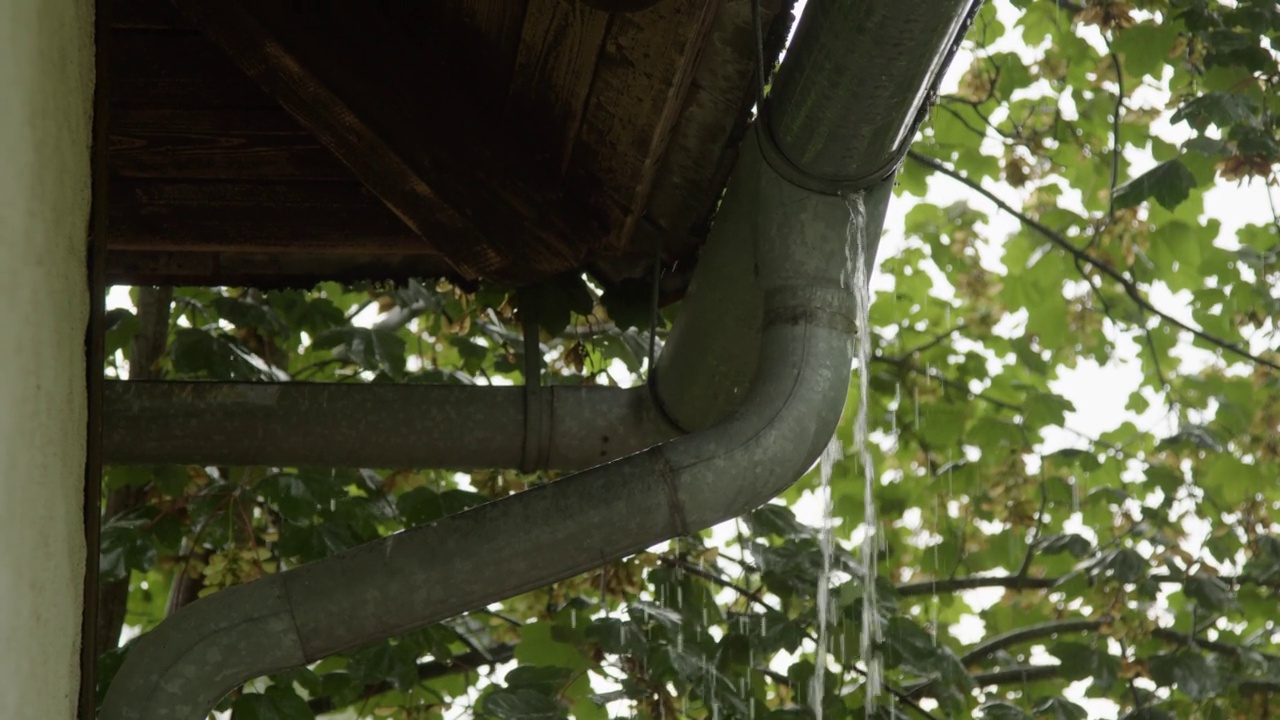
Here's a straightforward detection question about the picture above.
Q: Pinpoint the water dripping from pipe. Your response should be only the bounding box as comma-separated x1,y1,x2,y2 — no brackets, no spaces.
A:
811,433,842,719
814,191,883,720
848,191,883,715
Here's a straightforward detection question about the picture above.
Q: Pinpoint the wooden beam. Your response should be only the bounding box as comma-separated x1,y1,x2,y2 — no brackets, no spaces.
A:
105,250,455,288
567,0,719,252
169,0,599,283
110,107,349,180
505,0,610,175
107,179,430,254
644,0,792,245
407,2,527,114
110,30,279,110
590,0,795,286
108,0,191,31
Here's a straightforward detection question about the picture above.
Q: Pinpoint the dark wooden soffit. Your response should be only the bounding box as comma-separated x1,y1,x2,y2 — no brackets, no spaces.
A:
601,0,793,279
105,15,453,287
167,0,599,284
104,0,792,289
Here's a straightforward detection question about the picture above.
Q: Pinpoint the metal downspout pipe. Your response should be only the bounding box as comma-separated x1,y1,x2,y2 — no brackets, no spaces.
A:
100,0,977,715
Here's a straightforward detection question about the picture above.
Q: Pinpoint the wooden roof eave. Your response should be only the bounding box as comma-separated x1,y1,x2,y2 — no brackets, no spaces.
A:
104,0,794,291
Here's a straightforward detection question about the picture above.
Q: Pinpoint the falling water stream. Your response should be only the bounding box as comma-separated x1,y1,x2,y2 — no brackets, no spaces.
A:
813,191,882,720
849,192,884,714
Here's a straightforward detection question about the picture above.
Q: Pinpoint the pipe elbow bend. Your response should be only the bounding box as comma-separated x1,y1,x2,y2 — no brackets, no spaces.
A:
662,308,855,531
100,576,304,720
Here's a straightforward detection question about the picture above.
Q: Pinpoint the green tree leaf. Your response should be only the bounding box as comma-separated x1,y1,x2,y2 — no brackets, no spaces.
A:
482,689,565,720
980,701,1032,720
1148,652,1221,701
1032,697,1087,720
1112,159,1199,211
1182,576,1237,614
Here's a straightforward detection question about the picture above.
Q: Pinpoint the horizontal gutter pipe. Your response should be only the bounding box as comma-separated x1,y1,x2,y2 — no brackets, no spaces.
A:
102,381,677,472
101,0,977,716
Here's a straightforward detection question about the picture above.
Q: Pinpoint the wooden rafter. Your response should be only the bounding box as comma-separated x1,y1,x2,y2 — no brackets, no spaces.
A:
566,0,719,252
102,0,787,289
169,0,603,284
505,0,611,175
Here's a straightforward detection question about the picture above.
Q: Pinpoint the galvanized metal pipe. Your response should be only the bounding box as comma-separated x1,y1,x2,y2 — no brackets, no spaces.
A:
766,0,978,179
658,0,977,429
103,382,676,471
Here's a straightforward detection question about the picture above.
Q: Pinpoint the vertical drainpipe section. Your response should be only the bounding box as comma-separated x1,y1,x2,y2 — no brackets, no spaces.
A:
656,0,979,431
100,1,978,716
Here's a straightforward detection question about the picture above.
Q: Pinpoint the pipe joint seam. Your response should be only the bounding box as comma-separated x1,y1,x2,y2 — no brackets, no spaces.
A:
764,305,856,334
763,286,857,333
754,107,908,197
652,449,690,537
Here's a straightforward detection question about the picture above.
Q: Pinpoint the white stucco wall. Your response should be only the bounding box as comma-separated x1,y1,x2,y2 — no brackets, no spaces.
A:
0,0,95,716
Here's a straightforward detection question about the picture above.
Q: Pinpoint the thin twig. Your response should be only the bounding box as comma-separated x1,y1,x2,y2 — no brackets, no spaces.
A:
900,569,1280,598
937,103,1007,144
907,150,1280,372
971,664,1062,687
897,575,1057,597
960,618,1103,665
899,324,966,357
1107,49,1124,222
660,555,770,608
1015,482,1051,582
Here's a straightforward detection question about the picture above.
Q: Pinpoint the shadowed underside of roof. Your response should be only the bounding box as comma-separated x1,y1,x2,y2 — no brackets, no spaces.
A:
105,0,795,291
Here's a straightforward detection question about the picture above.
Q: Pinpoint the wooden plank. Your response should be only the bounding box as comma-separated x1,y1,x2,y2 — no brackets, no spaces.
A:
109,30,280,109
566,0,720,252
505,0,610,174
109,107,350,179
644,0,792,246
105,250,456,288
169,0,599,283
107,179,432,253
401,1,527,114
109,0,192,30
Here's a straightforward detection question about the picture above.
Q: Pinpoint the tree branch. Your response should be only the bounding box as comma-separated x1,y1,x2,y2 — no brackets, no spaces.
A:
1240,679,1280,695
897,575,1057,597
662,560,1280,708
960,619,1102,665
971,664,1061,687
1016,484,1051,582
1149,627,1280,661
873,354,1024,415
660,555,772,608
907,662,1065,700
898,571,1280,598
898,324,966,358
905,150,1280,372
98,286,173,660
1106,49,1124,222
